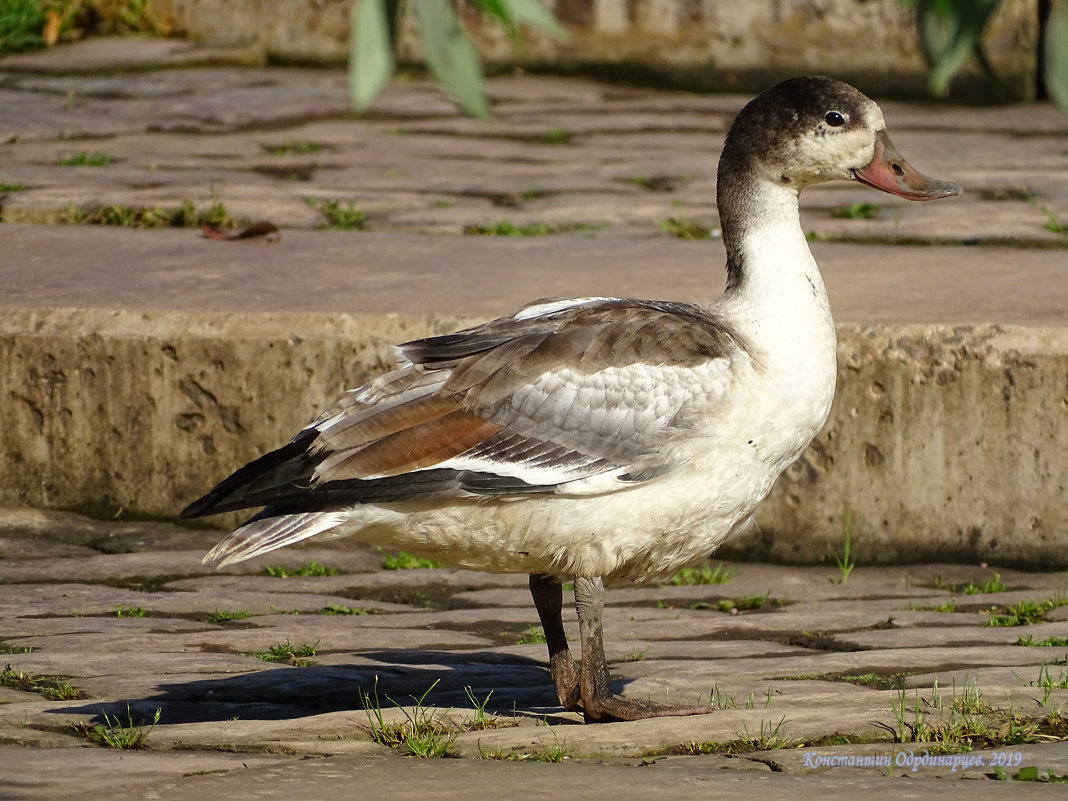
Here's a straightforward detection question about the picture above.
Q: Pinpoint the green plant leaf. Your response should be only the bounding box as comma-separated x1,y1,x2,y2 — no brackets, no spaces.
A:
412,0,490,118
1045,0,1068,113
471,0,566,39
350,0,395,111
0,0,47,55
475,0,516,31
499,0,569,40
914,0,1000,96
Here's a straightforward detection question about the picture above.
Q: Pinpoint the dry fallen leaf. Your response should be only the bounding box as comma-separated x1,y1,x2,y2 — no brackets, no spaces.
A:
43,10,62,47
200,221,281,243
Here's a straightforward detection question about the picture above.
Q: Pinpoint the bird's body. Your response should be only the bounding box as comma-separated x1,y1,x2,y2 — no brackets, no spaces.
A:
183,76,960,722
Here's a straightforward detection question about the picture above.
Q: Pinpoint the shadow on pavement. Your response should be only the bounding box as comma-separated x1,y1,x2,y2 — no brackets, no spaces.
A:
51,649,577,726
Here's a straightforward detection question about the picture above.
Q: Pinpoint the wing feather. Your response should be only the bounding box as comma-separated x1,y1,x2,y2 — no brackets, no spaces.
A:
316,408,504,478
181,298,744,521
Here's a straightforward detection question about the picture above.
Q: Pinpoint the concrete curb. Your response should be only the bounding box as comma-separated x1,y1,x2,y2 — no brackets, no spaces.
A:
734,323,1068,568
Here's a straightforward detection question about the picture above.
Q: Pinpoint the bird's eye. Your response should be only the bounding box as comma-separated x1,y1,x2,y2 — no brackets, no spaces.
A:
824,111,847,127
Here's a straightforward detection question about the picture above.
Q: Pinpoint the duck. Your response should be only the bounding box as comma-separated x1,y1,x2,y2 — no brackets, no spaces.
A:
181,76,960,723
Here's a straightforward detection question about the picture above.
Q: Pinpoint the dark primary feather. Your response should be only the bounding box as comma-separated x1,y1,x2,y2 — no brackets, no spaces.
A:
179,429,319,518
181,298,745,521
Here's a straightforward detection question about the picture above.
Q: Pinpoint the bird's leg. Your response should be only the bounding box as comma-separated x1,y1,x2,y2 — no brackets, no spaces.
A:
573,576,716,723
528,573,581,711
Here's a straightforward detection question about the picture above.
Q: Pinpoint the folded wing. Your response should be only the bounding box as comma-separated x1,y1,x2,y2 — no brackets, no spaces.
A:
181,298,743,563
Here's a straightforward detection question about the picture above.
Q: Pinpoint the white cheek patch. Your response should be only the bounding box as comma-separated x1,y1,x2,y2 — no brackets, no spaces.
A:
845,130,878,171
863,102,887,132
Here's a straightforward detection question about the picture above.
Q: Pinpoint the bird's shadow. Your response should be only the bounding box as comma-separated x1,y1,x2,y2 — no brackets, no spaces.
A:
53,649,591,728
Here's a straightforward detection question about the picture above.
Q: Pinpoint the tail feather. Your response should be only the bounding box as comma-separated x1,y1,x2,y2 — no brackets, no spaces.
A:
180,430,318,519
202,509,347,567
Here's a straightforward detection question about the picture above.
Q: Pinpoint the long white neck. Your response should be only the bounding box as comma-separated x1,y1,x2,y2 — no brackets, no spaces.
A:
712,176,839,459
718,179,834,350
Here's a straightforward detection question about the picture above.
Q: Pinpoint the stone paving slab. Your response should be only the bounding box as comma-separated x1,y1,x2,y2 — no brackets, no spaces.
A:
0,550,371,585
1,57,1066,243
902,664,1068,697
0,36,264,74
111,753,1068,801
0,586,408,621
162,569,529,597
3,511,1068,798
830,621,1068,650
0,745,289,801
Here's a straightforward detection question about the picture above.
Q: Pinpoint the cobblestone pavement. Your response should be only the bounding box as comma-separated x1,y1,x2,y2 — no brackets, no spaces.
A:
1,509,1066,799
1,38,1067,799
1,38,1065,249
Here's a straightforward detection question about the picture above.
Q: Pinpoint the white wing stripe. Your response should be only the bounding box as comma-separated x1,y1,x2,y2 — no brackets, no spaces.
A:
512,297,616,321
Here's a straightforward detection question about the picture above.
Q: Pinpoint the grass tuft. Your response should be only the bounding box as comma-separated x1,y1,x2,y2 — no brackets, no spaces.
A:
1016,634,1068,647
844,672,910,690
833,506,855,584
985,595,1067,627
656,216,716,240
264,561,338,578
880,678,1068,753
906,600,959,612
261,141,324,156
829,202,879,220
1033,664,1068,690
933,572,1007,595
205,610,253,624
313,198,366,230
679,716,799,754
710,684,737,709
70,704,160,749
303,196,365,229
463,219,601,236
461,686,517,732
525,739,570,761
719,595,774,612
665,561,735,586
1025,193,1068,237
995,765,1068,783
537,127,572,145
689,594,778,613
480,734,570,761
779,671,911,690
320,603,379,616
246,640,319,666
380,550,443,570
737,715,798,750
1,664,85,700
513,625,547,645
620,174,680,192
0,0,50,54
361,677,454,757
362,679,519,759
56,151,113,167
55,199,237,229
